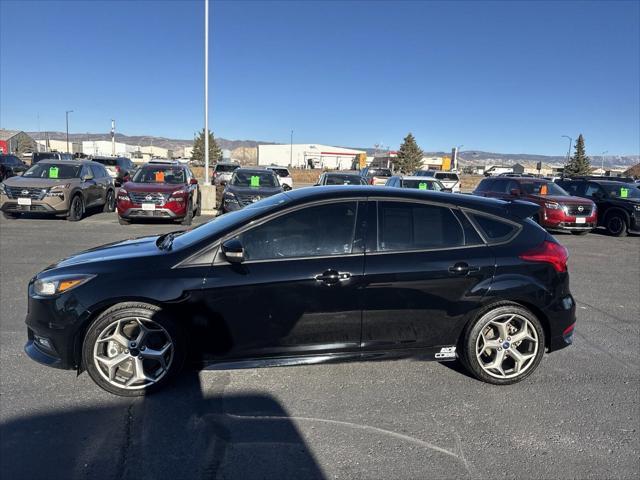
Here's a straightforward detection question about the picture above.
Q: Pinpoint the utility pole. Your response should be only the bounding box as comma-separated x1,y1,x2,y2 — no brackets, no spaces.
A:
290,130,293,167
111,119,116,156
561,135,573,164
65,110,74,153
600,150,608,173
204,0,210,184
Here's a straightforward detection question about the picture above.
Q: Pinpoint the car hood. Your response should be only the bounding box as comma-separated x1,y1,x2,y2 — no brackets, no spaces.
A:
528,194,593,205
2,176,77,188
123,182,188,193
46,235,162,271
225,185,283,196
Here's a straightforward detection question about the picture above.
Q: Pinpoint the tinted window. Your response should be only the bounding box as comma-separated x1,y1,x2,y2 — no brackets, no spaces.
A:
325,174,363,185
471,214,518,242
491,179,510,193
520,181,568,196
368,169,391,177
401,179,443,191
23,163,81,179
269,168,290,177
215,164,239,173
231,170,278,188
435,173,459,181
93,158,118,166
474,178,494,192
132,166,187,184
240,202,358,260
602,183,640,199
377,202,463,251
584,182,605,198
557,181,582,195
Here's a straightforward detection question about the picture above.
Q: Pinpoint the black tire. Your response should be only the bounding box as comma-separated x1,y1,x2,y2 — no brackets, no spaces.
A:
181,199,193,226
606,213,627,237
571,230,590,236
460,304,545,385
282,184,292,191
67,194,84,222
195,194,202,216
118,216,131,225
103,189,116,213
82,302,185,397
3,212,20,219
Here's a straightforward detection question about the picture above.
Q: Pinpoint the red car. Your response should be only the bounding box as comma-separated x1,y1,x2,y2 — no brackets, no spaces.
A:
117,163,201,225
474,177,597,235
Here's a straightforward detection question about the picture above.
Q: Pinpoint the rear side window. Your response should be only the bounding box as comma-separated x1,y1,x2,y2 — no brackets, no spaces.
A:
435,173,459,181
377,201,463,251
469,213,519,243
474,179,494,192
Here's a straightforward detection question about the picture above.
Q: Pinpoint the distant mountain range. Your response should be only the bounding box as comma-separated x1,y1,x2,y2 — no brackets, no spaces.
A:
28,131,638,168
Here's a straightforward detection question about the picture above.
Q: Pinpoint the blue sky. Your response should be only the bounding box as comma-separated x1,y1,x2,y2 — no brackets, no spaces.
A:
1,0,638,155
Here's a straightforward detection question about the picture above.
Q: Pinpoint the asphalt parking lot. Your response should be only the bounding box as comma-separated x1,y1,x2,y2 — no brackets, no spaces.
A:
0,211,638,480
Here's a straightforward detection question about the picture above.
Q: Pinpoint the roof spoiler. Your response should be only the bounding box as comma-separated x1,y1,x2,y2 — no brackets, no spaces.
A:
506,200,540,220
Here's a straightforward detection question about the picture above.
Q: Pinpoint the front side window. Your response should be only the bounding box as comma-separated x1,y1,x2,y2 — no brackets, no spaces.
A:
584,183,606,198
239,201,358,261
377,201,463,251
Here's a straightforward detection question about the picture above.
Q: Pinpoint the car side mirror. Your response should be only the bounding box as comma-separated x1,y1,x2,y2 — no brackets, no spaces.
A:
510,188,521,196
190,178,198,185
222,238,245,263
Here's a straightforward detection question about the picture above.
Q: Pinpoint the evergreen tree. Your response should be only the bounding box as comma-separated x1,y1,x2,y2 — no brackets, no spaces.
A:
564,134,591,176
192,129,222,164
395,133,424,173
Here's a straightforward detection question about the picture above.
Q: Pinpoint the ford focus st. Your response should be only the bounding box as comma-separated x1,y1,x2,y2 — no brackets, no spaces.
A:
24,187,576,396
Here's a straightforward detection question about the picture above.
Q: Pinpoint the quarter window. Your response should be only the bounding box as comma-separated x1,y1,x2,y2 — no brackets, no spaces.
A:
377,201,464,251
239,202,358,261
470,214,518,243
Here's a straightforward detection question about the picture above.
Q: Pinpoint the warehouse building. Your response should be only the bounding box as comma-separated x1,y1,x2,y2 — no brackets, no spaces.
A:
258,144,366,170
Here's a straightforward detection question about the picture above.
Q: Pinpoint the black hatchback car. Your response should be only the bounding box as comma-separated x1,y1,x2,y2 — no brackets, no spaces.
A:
556,178,640,236
24,187,576,396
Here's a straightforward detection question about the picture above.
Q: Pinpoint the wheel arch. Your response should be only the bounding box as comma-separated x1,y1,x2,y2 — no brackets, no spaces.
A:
603,207,630,223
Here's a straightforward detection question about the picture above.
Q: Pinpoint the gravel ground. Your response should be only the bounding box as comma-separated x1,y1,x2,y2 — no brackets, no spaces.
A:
0,210,638,480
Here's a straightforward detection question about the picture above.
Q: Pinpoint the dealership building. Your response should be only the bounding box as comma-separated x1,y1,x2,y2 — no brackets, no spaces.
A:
258,144,366,170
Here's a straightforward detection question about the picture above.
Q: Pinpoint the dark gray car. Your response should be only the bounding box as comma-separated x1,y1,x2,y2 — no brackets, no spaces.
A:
221,168,283,213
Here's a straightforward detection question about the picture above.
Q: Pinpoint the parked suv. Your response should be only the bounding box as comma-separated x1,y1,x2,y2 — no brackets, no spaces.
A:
221,168,283,213
474,177,596,235
265,166,293,190
117,163,201,225
0,154,28,181
316,171,368,186
556,178,640,236
0,159,115,221
414,170,461,192
31,152,74,164
212,162,240,185
90,156,136,186
360,167,392,185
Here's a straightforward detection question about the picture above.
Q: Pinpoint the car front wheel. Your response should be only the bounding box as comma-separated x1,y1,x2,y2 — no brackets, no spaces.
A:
83,303,185,396
67,195,84,222
103,190,116,212
461,304,545,385
606,213,627,237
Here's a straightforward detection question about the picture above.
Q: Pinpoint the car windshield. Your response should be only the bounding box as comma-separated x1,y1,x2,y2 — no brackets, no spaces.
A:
215,164,239,173
401,179,443,191
368,169,391,177
520,181,568,196
93,158,118,166
32,153,59,162
231,171,278,187
22,163,81,179
132,166,186,184
602,183,640,199
269,168,290,177
436,173,459,181
325,174,362,185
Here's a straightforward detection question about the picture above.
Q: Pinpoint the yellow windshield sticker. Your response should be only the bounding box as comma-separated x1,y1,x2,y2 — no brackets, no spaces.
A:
620,187,629,198
49,166,59,178
250,175,260,187
418,182,427,190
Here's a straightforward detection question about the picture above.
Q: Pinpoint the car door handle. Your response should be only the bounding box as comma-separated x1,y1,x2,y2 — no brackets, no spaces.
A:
315,270,351,285
448,262,480,275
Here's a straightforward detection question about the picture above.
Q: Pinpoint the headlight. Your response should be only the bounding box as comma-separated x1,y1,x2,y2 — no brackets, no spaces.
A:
0,183,6,195
46,185,68,197
33,274,95,296
545,202,561,210
117,188,130,200
224,192,238,203
169,190,187,202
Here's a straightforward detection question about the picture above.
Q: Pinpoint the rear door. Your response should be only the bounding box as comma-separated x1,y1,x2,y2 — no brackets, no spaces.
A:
361,200,495,352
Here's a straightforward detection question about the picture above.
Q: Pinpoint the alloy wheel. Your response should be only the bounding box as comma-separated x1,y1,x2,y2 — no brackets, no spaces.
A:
608,216,624,235
92,317,174,390
475,313,539,379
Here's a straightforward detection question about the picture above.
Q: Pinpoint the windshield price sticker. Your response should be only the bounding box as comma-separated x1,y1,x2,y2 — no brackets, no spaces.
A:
49,166,59,179
620,188,629,198
418,182,427,190
250,175,260,187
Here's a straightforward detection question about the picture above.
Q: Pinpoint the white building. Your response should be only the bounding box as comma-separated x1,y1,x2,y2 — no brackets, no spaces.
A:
81,140,135,157
258,144,365,170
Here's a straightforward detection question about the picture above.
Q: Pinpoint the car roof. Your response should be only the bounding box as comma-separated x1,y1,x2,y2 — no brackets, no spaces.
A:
325,171,360,176
561,178,631,185
399,176,440,181
235,167,276,174
36,158,94,166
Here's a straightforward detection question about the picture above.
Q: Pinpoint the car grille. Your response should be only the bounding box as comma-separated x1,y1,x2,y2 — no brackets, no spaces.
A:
4,204,48,212
5,186,47,200
236,193,263,205
129,192,170,205
565,205,592,216
129,209,172,217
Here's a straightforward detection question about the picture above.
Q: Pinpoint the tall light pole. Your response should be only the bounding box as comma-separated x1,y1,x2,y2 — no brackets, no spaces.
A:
290,130,293,167
204,0,210,184
600,150,608,173
561,135,572,164
65,110,74,153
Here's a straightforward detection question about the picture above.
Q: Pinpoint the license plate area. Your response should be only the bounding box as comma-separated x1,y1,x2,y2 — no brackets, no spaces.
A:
142,203,156,211
575,217,586,224
18,197,32,206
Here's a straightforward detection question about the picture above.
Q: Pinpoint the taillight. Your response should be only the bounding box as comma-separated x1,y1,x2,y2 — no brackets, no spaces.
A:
519,240,568,272
369,178,374,185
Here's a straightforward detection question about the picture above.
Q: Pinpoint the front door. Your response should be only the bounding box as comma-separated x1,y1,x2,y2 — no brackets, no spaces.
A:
202,200,366,360
361,200,495,351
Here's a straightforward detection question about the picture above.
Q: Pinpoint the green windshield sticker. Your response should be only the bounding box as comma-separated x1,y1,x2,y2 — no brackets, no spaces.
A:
620,188,629,198
250,175,260,187
418,182,427,190
49,166,59,179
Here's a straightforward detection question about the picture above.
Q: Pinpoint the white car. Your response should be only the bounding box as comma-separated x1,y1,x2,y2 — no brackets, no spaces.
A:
414,170,461,192
266,166,293,190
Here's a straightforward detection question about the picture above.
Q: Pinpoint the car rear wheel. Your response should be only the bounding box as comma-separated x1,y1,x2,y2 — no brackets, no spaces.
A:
181,199,193,226
461,304,545,385
103,190,115,212
195,195,202,216
83,303,185,396
67,195,84,222
606,213,627,237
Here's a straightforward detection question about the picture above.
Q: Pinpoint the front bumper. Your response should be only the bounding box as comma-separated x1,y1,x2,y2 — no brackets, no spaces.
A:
547,222,596,232
1,198,68,215
119,207,182,219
